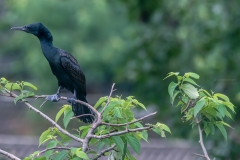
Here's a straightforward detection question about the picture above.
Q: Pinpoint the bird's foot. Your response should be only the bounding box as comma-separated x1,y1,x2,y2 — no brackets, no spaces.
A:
46,94,60,102
67,97,76,105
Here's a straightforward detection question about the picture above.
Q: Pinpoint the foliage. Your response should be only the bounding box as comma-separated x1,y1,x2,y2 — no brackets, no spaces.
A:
0,78,170,160
165,72,235,140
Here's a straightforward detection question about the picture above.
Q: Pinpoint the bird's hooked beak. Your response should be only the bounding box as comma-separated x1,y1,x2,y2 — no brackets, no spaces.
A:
10,26,27,31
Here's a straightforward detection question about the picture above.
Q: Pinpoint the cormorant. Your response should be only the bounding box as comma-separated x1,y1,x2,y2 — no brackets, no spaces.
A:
11,23,94,123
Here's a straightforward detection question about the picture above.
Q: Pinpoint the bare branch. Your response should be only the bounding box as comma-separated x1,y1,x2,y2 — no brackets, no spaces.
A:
3,88,84,143
90,126,153,139
92,144,116,160
70,114,96,120
193,153,206,158
0,149,21,160
196,117,211,160
100,83,115,114
37,147,71,157
101,112,157,127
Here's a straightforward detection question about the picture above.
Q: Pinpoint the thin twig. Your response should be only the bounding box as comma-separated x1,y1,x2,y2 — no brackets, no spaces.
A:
196,117,211,160
193,153,206,158
100,83,115,114
37,147,71,157
40,99,47,108
92,144,116,160
101,112,157,127
3,88,84,143
0,149,21,160
90,126,153,139
70,114,96,120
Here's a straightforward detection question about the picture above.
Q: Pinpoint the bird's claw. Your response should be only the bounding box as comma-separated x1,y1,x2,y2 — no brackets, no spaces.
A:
67,97,76,105
46,94,60,102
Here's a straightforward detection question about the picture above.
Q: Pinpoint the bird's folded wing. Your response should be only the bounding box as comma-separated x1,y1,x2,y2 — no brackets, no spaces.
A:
60,53,86,85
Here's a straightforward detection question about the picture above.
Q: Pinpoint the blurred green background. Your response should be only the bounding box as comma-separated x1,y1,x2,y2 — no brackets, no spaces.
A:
0,0,240,159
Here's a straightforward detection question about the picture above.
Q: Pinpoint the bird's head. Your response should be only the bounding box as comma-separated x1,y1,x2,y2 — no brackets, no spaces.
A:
11,23,53,42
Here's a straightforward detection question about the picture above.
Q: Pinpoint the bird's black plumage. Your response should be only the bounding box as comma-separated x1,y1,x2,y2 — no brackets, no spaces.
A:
11,23,94,123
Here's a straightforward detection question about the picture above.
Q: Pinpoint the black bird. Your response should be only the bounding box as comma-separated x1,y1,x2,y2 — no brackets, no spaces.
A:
11,23,94,123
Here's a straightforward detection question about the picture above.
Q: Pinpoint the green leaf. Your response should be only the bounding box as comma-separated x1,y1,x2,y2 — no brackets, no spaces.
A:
76,150,89,159
97,141,105,152
55,105,71,122
14,94,25,104
216,105,226,118
94,96,108,109
52,150,69,160
23,82,37,90
215,122,227,141
45,140,58,159
39,129,51,146
187,72,200,79
112,136,124,153
183,78,199,86
132,99,147,111
204,126,210,137
223,102,235,113
171,91,180,104
122,139,127,160
181,83,199,99
63,109,74,129
113,107,123,118
209,123,215,135
102,101,119,117
220,121,234,129
163,72,179,80
141,131,148,142
126,135,140,155
5,83,21,90
194,98,206,117
160,124,171,134
168,82,178,100
214,93,229,102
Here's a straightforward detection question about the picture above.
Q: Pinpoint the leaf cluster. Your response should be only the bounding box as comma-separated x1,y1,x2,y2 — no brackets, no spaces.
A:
165,72,235,141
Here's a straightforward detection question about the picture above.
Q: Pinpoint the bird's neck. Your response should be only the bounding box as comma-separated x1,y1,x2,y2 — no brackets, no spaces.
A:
40,40,57,61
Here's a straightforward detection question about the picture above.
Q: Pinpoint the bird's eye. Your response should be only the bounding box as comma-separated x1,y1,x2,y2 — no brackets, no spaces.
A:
25,26,30,29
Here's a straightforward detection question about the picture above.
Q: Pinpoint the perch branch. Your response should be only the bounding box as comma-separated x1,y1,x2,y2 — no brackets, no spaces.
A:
196,117,210,160
0,149,21,160
92,144,116,160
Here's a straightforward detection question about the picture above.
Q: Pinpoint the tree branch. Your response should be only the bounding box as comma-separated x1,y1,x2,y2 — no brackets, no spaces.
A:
92,144,116,160
90,126,153,139
0,149,21,160
196,117,211,160
101,112,157,126
100,83,115,114
37,147,71,157
3,88,84,143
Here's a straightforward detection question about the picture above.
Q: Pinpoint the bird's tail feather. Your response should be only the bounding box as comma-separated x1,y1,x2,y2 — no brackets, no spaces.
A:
72,94,94,123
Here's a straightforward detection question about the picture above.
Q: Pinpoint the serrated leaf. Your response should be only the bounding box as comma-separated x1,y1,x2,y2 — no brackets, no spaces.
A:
181,83,199,99
171,91,180,104
55,105,71,122
163,72,179,80
160,124,171,134
187,72,200,79
76,150,89,159
94,96,108,109
5,83,21,90
214,93,229,102
216,105,226,118
126,135,140,155
39,129,51,146
168,82,178,100
223,102,235,113
52,150,69,160
215,122,227,141
14,94,25,104
113,107,123,118
194,98,206,117
220,121,234,129
112,136,124,153
103,101,119,117
184,78,199,86
63,109,74,129
23,82,37,90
